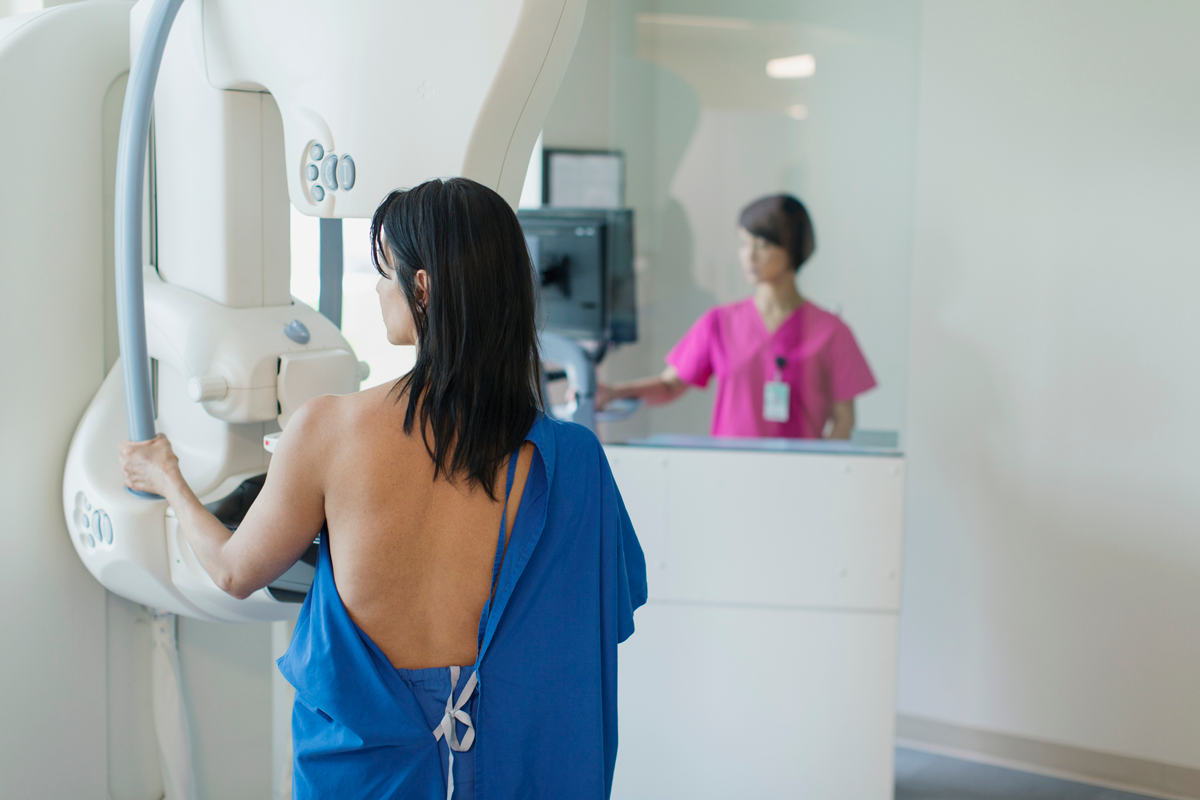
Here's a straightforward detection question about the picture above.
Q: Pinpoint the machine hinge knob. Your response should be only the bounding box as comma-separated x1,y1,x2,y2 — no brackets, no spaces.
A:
186,375,228,403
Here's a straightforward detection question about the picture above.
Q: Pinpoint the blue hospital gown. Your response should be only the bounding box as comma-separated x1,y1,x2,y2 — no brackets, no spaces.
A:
277,414,648,799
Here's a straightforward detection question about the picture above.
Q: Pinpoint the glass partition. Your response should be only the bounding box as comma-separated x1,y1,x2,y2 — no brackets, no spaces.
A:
539,0,922,445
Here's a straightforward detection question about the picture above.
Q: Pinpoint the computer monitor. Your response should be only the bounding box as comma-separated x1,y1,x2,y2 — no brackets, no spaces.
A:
518,208,636,345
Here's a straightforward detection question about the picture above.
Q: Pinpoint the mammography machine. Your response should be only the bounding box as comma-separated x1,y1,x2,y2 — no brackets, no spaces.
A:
63,0,587,623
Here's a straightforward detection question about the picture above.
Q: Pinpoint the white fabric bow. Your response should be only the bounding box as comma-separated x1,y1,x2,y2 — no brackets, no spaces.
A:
432,665,479,800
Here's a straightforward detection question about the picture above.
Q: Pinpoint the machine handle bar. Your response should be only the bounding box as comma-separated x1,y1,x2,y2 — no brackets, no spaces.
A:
114,0,185,496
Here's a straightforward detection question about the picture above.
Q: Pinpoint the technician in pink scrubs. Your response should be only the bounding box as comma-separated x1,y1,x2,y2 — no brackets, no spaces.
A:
597,194,875,439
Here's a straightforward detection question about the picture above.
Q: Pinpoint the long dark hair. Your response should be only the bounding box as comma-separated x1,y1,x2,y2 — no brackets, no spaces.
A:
739,194,815,270
370,178,543,499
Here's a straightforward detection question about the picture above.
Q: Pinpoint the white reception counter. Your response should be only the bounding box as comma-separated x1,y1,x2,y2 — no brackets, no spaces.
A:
605,435,905,800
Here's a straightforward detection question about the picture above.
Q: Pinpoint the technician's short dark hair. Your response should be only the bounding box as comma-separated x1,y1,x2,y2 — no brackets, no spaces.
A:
738,194,815,271
371,178,543,500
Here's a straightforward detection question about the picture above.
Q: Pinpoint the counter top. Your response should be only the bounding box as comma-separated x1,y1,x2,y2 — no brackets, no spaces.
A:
617,433,903,458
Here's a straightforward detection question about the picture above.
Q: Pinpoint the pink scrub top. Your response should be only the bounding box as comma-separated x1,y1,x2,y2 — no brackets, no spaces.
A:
666,298,876,439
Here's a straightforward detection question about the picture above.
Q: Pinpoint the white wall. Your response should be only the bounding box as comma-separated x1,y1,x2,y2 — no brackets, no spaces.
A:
900,0,1200,770
179,619,274,799
1,6,131,796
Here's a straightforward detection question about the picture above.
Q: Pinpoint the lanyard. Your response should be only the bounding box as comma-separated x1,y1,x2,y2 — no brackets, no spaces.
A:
763,355,790,423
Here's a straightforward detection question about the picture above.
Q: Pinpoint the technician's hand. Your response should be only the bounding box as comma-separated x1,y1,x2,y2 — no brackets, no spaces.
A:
119,433,184,498
567,382,613,409
593,383,613,410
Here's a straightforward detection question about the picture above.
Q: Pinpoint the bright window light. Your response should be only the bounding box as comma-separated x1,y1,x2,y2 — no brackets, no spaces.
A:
636,13,753,30
766,54,816,79
289,208,416,390
340,218,417,388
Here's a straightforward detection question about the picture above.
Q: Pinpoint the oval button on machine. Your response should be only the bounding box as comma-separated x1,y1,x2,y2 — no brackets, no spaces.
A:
322,154,339,190
284,319,311,344
309,142,324,161
338,155,355,190
306,164,319,181
312,184,324,202
100,512,113,545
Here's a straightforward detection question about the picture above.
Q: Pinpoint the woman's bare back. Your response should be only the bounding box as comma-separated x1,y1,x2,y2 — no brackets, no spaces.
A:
315,382,533,669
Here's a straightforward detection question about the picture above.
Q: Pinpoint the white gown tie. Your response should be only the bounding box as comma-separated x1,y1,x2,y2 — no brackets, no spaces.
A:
432,665,479,800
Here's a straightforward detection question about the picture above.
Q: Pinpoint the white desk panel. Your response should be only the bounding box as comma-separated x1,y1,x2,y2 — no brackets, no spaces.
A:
605,445,905,611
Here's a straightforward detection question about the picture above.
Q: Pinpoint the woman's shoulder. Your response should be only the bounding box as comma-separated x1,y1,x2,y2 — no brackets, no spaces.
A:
798,298,835,321
536,413,601,455
531,415,610,480
278,382,394,457
692,297,756,330
294,381,389,423
713,297,757,317
800,300,857,335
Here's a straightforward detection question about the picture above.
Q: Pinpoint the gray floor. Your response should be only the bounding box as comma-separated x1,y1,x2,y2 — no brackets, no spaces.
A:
896,748,1161,800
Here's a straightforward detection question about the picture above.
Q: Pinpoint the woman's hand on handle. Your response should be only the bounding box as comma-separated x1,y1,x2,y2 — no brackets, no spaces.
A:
118,434,233,588
118,404,327,600
119,433,186,499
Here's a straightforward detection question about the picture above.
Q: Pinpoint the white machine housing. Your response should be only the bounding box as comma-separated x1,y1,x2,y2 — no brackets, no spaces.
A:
61,0,587,622
62,273,361,622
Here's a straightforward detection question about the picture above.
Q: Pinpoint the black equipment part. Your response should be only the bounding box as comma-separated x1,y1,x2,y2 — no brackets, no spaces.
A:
518,208,636,345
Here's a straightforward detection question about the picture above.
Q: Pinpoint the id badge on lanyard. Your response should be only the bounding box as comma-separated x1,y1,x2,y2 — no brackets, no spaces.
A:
763,356,790,423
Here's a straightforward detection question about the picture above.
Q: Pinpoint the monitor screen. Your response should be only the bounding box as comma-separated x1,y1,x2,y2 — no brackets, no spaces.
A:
518,208,636,345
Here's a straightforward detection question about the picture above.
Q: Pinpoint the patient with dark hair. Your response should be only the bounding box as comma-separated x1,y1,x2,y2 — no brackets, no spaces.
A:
599,192,876,440
118,177,647,800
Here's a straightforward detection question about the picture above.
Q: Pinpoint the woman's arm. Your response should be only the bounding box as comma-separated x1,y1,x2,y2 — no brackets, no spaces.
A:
119,398,332,599
827,400,855,440
597,365,690,409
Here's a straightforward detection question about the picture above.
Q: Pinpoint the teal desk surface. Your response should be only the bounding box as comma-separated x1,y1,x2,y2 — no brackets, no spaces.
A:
615,433,903,458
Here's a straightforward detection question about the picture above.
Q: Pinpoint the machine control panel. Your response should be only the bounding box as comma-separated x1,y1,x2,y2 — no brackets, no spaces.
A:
72,491,113,550
304,141,355,205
